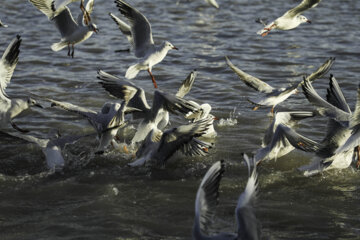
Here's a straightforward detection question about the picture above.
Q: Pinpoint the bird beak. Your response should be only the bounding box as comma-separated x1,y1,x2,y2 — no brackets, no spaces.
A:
94,28,99,34
35,103,43,108
213,116,219,120
172,46,179,50
307,20,312,24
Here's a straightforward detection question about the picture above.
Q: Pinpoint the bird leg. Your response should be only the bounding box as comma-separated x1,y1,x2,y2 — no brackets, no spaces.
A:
252,106,259,111
262,24,276,37
11,121,29,133
71,44,74,58
67,44,71,56
80,0,91,25
270,107,275,117
147,68,158,88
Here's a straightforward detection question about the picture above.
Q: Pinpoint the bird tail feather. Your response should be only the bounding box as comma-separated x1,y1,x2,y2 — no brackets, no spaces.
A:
125,64,141,79
51,42,67,52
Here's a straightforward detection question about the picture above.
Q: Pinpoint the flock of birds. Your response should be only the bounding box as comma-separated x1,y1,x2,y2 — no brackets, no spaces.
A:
1,0,359,239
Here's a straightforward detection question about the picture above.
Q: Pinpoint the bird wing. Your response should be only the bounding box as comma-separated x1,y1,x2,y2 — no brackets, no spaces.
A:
109,13,132,43
299,57,335,87
284,0,322,18
150,91,200,121
193,160,225,238
176,70,197,98
52,7,79,38
0,35,21,102
180,138,213,157
114,0,154,58
326,74,351,114
302,78,350,125
236,154,260,240
5,131,48,148
97,70,150,112
226,56,274,93
29,0,56,19
51,132,97,148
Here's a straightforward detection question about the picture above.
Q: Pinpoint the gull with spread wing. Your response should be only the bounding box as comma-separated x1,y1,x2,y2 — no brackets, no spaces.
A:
113,0,178,88
0,35,43,133
257,0,322,37
128,117,213,167
29,0,98,58
226,56,335,114
193,155,260,240
98,70,200,144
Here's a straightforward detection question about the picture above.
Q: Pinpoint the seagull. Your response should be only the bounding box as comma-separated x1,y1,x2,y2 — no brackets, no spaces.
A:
254,111,316,164
5,130,95,173
128,117,213,167
113,0,178,88
29,0,98,58
257,0,322,37
0,35,43,133
98,70,200,144
259,76,357,176
51,0,92,25
0,19,8,28
185,103,217,138
48,98,135,153
226,56,335,114
193,155,260,240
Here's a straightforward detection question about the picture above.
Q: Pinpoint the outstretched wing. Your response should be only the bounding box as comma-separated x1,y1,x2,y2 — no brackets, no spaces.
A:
52,7,79,37
226,56,274,93
114,0,154,58
299,57,335,86
109,13,132,43
0,35,21,102
176,70,197,98
284,0,322,18
236,154,260,240
29,0,57,19
193,160,225,238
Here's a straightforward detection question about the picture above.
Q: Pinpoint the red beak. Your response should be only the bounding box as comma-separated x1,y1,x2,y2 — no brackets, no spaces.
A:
172,46,179,50
307,20,312,24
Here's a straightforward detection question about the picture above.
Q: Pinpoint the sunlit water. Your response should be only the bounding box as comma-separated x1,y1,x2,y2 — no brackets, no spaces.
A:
0,0,360,239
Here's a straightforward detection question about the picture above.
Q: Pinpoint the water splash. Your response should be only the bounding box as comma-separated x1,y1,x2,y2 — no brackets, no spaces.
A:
217,107,238,126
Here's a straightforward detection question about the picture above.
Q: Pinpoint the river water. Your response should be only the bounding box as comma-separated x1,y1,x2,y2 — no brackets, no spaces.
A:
0,0,360,239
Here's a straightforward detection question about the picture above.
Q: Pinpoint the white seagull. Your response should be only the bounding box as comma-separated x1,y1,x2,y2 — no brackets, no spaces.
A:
0,19,8,28
113,0,178,88
0,35,43,133
226,56,335,114
98,70,200,144
128,117,213,167
6,130,95,173
193,155,260,240
49,98,135,154
254,111,316,164
257,0,322,37
29,0,98,58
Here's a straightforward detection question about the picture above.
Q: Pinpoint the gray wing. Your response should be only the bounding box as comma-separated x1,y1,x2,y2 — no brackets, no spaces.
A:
0,35,21,102
262,111,314,146
300,57,335,85
326,74,351,114
176,70,197,98
236,154,260,240
52,7,78,38
114,0,154,58
180,138,213,157
97,70,150,113
109,13,132,43
284,0,322,18
193,160,225,238
226,56,274,93
150,91,200,121
29,0,56,19
5,131,48,148
302,78,350,125
156,118,212,166
271,124,322,153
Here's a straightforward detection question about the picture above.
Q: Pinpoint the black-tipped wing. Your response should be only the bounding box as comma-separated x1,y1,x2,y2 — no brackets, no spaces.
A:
29,0,56,19
326,74,351,114
0,35,21,101
180,138,213,157
301,57,335,85
176,70,197,98
284,0,322,18
114,0,154,58
193,160,225,237
226,56,274,94
302,78,350,125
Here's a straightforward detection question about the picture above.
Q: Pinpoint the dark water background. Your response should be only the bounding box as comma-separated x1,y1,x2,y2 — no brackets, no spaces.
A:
0,0,360,239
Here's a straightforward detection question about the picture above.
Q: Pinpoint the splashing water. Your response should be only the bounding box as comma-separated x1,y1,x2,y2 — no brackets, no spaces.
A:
217,107,238,126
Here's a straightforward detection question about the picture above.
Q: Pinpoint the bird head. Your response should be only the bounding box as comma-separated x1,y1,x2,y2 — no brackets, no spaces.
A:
27,97,43,108
299,15,311,24
164,41,178,51
88,23,99,33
